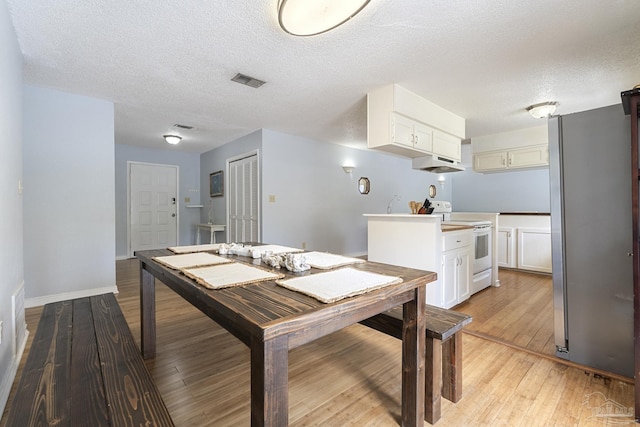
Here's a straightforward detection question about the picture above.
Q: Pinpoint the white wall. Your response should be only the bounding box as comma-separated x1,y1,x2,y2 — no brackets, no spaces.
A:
23,85,116,306
452,144,550,212
259,129,448,255
114,143,201,257
0,0,25,415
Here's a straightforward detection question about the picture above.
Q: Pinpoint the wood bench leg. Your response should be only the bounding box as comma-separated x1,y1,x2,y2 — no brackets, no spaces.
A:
442,332,463,403
425,336,442,424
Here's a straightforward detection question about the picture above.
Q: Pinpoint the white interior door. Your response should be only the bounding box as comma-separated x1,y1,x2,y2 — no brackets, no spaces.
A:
228,154,259,243
129,163,178,255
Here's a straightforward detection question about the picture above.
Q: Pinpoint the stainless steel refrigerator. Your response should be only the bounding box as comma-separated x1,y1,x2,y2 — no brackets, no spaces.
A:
548,104,633,378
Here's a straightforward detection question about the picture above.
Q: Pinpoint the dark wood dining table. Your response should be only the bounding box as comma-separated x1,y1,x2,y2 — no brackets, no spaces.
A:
136,248,437,426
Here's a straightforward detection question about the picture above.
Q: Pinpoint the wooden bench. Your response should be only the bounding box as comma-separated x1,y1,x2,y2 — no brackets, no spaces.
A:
4,293,174,427
360,304,472,425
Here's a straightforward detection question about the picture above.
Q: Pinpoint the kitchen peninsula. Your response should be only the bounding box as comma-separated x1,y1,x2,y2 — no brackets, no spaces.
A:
365,213,498,309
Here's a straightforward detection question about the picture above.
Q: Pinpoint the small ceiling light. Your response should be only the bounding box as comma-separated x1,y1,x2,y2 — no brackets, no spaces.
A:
342,165,354,174
164,134,182,145
527,102,558,119
278,0,371,36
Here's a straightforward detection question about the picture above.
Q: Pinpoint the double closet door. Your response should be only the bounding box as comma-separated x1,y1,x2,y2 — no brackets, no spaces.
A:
227,153,259,243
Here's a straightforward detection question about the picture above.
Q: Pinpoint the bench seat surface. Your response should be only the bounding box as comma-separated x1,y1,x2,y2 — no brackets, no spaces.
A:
5,293,174,427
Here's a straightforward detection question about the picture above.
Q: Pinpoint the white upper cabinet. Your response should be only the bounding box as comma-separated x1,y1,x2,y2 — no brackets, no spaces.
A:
368,84,465,160
391,113,433,153
433,130,462,160
474,144,548,172
471,125,549,173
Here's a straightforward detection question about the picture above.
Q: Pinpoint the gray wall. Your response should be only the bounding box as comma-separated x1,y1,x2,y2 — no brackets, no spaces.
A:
0,1,24,414
23,85,116,304
200,129,450,256
452,144,550,212
199,129,263,229
115,143,201,257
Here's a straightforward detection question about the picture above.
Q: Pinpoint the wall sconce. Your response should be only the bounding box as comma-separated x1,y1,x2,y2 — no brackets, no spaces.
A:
164,134,182,145
437,174,446,188
342,164,355,174
526,102,557,119
278,0,371,36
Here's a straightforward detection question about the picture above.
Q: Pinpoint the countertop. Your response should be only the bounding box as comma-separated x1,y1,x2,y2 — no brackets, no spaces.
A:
441,224,473,232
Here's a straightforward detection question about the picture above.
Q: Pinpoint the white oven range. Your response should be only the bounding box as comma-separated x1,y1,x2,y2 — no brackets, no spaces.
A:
442,220,493,294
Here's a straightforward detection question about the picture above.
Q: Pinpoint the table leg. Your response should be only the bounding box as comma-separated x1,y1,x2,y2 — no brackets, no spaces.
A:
210,229,215,244
140,264,156,359
196,226,201,245
251,335,289,427
401,286,426,427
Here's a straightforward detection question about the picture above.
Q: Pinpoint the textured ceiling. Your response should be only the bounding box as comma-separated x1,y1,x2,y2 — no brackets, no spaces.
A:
6,0,640,153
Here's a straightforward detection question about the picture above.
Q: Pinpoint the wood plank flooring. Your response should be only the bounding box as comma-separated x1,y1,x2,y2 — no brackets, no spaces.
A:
2,260,635,426
455,269,556,355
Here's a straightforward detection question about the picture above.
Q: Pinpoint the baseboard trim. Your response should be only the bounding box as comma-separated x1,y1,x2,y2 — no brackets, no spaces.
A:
25,286,119,308
0,329,29,417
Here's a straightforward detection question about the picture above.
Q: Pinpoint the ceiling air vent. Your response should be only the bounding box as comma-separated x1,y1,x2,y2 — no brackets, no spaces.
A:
173,124,193,130
231,73,266,88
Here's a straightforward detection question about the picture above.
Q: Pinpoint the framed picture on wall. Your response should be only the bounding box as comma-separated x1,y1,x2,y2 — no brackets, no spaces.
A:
210,171,223,197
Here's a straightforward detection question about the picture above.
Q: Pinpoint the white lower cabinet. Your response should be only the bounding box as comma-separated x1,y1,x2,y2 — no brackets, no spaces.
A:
497,216,552,274
441,230,472,308
517,228,552,273
497,227,516,268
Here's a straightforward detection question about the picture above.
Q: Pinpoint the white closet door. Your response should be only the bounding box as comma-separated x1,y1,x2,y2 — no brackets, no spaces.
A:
228,154,259,243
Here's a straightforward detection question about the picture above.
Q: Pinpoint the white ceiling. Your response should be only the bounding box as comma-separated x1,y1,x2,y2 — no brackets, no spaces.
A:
6,0,640,154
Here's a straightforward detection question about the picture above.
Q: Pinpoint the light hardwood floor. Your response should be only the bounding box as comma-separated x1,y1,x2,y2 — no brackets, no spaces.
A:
455,269,556,355
2,260,635,426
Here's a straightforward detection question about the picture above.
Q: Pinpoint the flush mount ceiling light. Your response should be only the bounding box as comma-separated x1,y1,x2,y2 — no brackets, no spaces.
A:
163,134,182,145
526,102,558,119
278,0,371,36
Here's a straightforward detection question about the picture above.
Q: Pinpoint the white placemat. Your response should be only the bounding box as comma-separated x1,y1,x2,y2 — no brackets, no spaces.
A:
276,268,402,303
153,252,232,270
168,244,221,254
303,251,366,269
183,263,284,289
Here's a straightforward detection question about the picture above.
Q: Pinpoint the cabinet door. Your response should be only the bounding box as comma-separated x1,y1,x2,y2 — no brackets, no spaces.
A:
497,227,515,268
433,130,461,161
442,251,458,309
391,113,414,147
508,145,549,168
517,228,552,273
473,151,507,172
413,122,433,153
457,249,472,303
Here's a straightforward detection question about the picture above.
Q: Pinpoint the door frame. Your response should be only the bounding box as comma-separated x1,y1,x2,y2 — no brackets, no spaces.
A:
127,161,180,258
225,150,261,243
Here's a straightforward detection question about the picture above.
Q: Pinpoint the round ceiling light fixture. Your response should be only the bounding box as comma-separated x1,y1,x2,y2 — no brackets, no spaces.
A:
277,0,371,36
163,134,182,145
526,102,558,119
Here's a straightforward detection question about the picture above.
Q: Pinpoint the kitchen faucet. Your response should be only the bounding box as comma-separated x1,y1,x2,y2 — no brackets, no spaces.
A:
386,194,400,214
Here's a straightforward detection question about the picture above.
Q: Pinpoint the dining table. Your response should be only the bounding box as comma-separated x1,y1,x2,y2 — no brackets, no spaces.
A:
136,247,436,426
